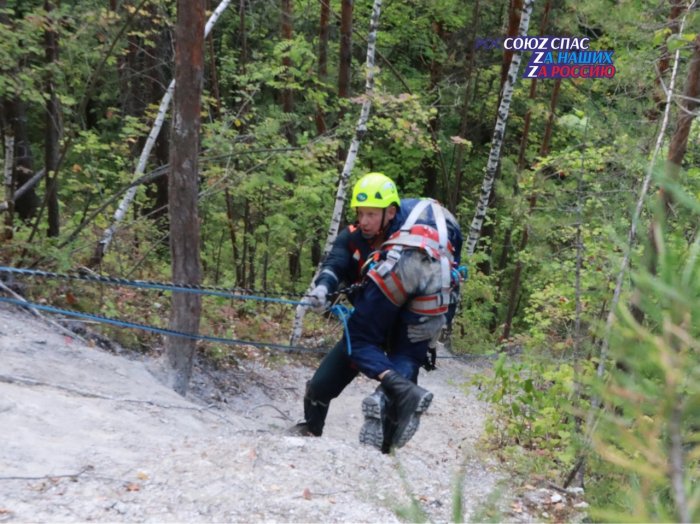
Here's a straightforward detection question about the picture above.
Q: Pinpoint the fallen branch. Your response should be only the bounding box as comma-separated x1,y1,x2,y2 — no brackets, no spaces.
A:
0,465,94,482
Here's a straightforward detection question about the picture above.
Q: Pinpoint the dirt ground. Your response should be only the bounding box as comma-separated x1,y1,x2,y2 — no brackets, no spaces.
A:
0,304,507,523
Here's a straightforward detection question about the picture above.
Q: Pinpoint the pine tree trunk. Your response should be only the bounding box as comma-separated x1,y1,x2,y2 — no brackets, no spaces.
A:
422,20,444,199
290,0,383,345
663,33,700,212
465,0,534,257
241,198,250,287
44,0,60,238
501,0,524,89
452,0,480,212
281,0,295,149
649,0,684,121
642,31,700,314
337,0,354,122
224,188,242,286
501,78,560,340
239,0,248,70
206,0,222,119
161,0,205,396
280,0,301,281
315,0,330,135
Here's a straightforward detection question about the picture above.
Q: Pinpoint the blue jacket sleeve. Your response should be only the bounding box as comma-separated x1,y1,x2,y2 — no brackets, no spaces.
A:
314,227,355,294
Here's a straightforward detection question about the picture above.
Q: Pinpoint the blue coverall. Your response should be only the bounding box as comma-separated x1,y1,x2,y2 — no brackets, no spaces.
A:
302,199,462,436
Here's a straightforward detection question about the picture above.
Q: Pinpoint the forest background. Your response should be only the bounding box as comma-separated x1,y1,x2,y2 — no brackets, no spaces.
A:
1,0,699,521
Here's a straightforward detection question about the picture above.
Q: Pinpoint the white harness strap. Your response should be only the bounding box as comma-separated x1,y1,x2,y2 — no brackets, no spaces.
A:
383,199,456,316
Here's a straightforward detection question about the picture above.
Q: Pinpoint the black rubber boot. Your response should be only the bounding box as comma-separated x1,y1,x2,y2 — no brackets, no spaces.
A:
359,386,388,450
380,371,433,448
381,419,397,454
289,381,328,436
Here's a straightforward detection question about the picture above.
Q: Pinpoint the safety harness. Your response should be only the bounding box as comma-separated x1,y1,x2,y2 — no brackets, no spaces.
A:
365,199,457,316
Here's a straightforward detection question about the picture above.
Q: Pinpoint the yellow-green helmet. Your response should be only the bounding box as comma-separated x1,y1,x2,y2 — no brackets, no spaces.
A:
350,172,400,208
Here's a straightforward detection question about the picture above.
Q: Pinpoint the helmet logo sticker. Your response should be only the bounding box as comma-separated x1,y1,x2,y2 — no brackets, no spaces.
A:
356,193,368,202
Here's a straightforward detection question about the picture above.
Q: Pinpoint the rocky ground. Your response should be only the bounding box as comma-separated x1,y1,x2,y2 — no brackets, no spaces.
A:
0,304,586,522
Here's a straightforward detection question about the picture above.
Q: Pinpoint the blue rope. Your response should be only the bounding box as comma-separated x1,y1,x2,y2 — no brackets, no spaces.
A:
329,304,354,355
0,266,305,305
0,297,328,354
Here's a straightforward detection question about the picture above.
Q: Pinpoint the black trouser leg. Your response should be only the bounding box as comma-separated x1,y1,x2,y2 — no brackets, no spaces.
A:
304,337,358,436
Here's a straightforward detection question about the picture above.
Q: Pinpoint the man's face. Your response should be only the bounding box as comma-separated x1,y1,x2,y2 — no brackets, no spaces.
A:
356,206,396,238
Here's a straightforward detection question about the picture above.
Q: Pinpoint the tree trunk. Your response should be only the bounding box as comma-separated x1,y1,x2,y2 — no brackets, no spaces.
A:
501,78,561,340
239,0,248,72
3,131,14,240
2,99,40,220
281,0,295,150
280,0,301,281
649,0,684,121
452,0,480,212
337,0,354,124
315,0,330,135
44,0,61,238
641,32,700,317
465,0,534,257
206,0,222,119
162,0,205,396
290,0,383,345
477,0,524,273
241,198,250,287
422,20,444,199
144,22,172,226
224,188,242,286
0,0,39,221
501,0,524,89
663,33,700,212
310,0,332,269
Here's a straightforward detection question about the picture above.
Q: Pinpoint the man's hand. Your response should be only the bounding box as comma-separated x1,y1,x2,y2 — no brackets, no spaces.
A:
407,315,446,343
305,284,329,313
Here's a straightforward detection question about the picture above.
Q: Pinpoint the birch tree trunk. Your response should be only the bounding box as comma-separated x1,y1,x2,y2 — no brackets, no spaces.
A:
160,0,205,396
91,0,232,266
289,0,383,345
465,0,534,257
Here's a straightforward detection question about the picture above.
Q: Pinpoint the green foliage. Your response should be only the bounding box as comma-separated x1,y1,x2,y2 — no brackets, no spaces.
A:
590,223,700,522
477,353,590,469
452,256,498,355
2,4,700,518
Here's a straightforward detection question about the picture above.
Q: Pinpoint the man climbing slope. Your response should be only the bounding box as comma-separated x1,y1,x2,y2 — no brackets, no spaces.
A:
293,172,463,453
